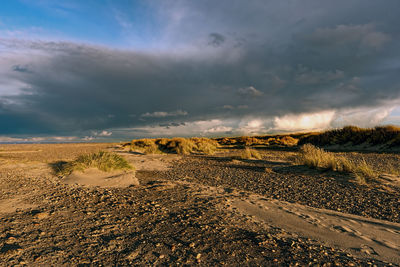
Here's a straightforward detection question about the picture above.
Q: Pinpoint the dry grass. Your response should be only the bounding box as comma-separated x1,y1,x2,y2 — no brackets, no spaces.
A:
131,139,162,154
353,159,378,184
216,135,299,147
240,147,262,160
55,151,134,176
387,163,400,176
299,125,400,147
191,137,219,154
129,137,218,155
237,136,264,146
215,124,400,149
264,167,273,173
165,138,196,155
279,136,299,146
297,144,377,183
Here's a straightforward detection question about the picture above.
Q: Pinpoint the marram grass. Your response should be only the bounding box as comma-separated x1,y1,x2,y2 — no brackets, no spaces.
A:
297,144,377,183
240,147,262,160
130,137,219,155
55,151,134,176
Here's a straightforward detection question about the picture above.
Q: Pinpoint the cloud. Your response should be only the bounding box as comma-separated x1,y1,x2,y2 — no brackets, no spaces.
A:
1,0,400,139
96,130,112,136
274,111,336,132
204,126,233,134
0,35,399,138
12,64,33,73
113,9,133,30
295,68,344,85
333,106,394,128
0,135,79,143
237,86,263,97
141,110,188,118
208,33,226,47
308,24,391,49
121,119,229,137
222,105,234,110
81,130,113,141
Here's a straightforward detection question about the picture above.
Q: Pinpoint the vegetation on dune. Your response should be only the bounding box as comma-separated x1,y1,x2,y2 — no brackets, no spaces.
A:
214,125,400,150
165,138,196,155
296,144,377,183
239,147,262,160
55,151,134,176
237,136,263,146
130,137,219,155
191,137,219,155
298,125,400,147
216,135,300,147
130,138,162,154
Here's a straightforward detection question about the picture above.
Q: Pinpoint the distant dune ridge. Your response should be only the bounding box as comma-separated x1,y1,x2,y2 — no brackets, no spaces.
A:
122,125,400,154
211,125,400,152
298,125,400,150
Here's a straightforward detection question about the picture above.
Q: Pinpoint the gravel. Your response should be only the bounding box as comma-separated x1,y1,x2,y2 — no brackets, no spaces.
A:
0,146,398,265
162,154,400,223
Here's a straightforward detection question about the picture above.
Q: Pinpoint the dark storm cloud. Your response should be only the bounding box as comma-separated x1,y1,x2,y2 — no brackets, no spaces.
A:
12,64,32,73
237,86,263,97
1,0,400,136
208,33,226,47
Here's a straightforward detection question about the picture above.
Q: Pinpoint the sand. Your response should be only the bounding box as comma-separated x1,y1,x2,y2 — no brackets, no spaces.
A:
63,168,139,188
228,195,400,263
0,143,399,265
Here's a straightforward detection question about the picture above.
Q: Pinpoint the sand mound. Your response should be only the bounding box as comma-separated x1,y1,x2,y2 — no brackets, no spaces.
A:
63,168,139,188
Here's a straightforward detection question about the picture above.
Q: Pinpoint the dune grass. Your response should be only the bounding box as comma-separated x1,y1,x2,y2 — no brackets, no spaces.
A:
55,151,134,176
298,125,400,147
240,147,262,160
130,139,162,154
297,144,377,183
130,137,219,155
214,125,400,149
165,138,196,155
191,137,219,154
279,136,299,146
216,135,300,147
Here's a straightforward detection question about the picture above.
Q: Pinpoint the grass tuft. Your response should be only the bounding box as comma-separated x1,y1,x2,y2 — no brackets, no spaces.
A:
191,138,219,155
131,139,162,154
55,151,134,176
297,144,377,183
353,159,378,184
240,147,262,160
279,136,299,146
166,138,196,155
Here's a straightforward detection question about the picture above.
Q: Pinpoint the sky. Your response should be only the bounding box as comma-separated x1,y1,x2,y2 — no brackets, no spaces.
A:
0,0,400,142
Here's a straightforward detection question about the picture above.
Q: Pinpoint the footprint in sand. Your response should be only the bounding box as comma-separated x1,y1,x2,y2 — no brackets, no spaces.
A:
385,228,400,235
359,235,373,242
360,244,378,255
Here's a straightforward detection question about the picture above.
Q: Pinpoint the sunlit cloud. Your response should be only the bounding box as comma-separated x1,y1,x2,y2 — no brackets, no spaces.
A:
274,111,336,132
